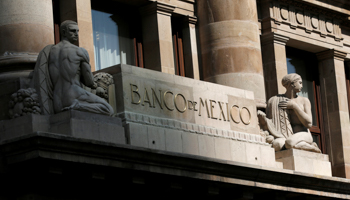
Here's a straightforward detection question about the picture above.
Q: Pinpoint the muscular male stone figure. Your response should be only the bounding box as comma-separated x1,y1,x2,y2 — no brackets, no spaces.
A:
47,20,113,116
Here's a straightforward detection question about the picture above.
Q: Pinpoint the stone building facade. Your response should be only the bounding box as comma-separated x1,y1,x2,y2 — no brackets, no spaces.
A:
1,0,350,199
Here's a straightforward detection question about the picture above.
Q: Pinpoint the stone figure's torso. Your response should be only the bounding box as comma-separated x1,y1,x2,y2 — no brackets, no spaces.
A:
48,41,90,113
288,97,310,134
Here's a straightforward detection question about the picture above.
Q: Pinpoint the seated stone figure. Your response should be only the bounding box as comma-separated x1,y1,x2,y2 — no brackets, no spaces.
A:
32,20,114,116
258,73,321,153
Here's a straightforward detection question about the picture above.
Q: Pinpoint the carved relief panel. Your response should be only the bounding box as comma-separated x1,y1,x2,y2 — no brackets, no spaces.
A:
270,0,343,41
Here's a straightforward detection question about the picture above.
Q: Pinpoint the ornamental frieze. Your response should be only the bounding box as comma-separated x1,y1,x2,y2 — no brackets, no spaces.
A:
270,0,343,41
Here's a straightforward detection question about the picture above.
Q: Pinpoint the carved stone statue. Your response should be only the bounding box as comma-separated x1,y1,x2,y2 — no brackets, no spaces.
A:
9,88,41,118
32,20,114,116
258,73,321,153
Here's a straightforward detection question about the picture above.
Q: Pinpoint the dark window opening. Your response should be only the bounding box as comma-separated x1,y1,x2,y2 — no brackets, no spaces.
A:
172,17,185,77
52,0,61,44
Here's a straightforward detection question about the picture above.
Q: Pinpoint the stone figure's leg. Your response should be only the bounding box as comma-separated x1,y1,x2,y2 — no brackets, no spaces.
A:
77,91,114,116
272,138,286,151
293,141,321,153
285,132,313,148
285,132,321,153
75,102,113,116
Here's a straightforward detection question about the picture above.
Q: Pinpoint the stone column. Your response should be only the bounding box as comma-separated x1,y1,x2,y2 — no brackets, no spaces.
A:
261,33,289,99
182,16,200,80
317,49,350,178
140,2,176,74
197,0,266,108
0,0,54,81
59,0,95,71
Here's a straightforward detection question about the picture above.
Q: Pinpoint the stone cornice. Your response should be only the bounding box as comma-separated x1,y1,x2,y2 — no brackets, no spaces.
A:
260,32,290,46
183,15,197,25
139,1,176,16
277,0,349,20
316,49,347,61
2,132,350,198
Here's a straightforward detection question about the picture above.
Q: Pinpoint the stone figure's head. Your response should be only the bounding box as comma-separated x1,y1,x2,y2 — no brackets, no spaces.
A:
60,20,79,43
282,73,303,92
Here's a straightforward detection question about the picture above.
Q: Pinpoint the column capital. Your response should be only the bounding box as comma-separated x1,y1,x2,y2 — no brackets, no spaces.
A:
261,32,289,46
316,49,347,61
139,1,176,17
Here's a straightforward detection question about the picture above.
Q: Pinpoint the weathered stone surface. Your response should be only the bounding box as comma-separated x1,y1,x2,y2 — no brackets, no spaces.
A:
0,110,125,144
276,149,332,176
102,64,259,135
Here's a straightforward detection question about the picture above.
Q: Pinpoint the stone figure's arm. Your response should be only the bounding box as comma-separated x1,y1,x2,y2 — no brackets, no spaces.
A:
288,98,313,128
78,48,96,88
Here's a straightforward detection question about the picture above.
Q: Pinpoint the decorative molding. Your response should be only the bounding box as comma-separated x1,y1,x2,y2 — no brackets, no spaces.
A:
289,5,297,29
139,1,176,17
261,32,290,46
183,15,197,25
120,111,267,145
0,52,38,66
316,49,347,61
269,0,345,41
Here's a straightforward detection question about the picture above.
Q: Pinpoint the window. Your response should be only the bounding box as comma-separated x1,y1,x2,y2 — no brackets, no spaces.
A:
286,47,325,152
172,17,185,77
91,1,143,70
345,63,350,116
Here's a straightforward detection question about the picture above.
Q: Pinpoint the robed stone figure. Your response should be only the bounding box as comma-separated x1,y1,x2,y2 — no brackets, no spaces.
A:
258,73,321,153
32,20,114,116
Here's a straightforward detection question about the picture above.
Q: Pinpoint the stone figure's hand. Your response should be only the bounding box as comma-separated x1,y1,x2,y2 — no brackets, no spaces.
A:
92,82,98,89
279,99,294,110
257,110,266,116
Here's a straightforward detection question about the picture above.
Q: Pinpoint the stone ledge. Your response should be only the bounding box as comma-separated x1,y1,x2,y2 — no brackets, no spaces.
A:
0,132,349,199
120,111,267,145
0,110,125,144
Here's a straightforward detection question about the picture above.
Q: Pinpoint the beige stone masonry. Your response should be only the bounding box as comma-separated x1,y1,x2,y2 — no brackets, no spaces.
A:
140,2,176,74
276,149,332,176
261,32,289,99
317,49,350,178
99,64,283,169
0,111,125,144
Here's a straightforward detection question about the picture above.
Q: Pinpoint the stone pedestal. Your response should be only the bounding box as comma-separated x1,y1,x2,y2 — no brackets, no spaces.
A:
0,110,125,144
275,149,332,176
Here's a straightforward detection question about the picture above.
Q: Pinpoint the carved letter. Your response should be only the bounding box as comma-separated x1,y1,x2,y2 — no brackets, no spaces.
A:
209,100,217,120
226,103,230,122
193,101,198,111
218,101,226,121
199,98,210,118
230,105,240,124
163,91,174,111
130,84,141,104
151,88,163,109
142,88,152,107
174,93,187,113
188,100,193,110
240,107,251,125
